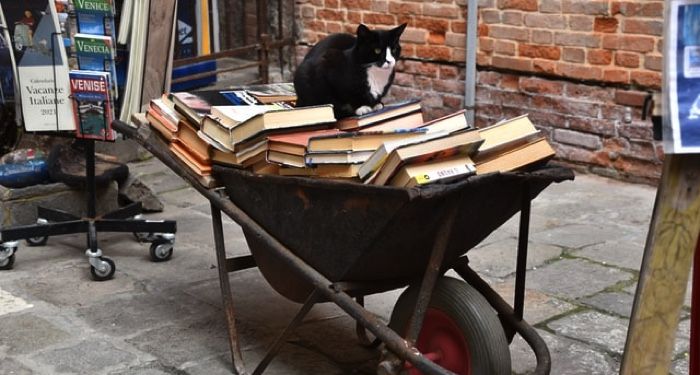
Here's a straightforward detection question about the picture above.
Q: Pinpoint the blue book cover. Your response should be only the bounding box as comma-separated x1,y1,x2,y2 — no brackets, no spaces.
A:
73,0,115,36
74,33,117,99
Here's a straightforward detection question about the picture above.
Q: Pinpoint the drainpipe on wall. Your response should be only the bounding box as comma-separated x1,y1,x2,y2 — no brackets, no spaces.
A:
464,0,478,127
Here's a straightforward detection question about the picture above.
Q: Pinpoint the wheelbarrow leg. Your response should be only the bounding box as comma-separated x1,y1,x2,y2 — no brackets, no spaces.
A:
514,184,531,323
252,290,318,375
211,204,248,375
379,205,459,374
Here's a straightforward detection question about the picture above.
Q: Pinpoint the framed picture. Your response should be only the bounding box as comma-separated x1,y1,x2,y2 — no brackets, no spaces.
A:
666,0,700,153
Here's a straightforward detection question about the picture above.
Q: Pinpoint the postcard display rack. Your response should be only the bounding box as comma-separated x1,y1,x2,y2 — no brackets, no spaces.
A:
0,7,176,281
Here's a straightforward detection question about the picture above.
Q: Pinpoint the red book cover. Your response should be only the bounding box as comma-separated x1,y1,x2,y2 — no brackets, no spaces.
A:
69,70,115,141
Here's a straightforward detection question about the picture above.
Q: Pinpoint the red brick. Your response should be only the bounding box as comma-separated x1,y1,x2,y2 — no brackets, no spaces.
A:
440,66,460,79
602,35,655,52
622,19,664,36
424,3,459,18
451,20,466,33
563,47,585,63
611,2,664,17
619,123,653,140
615,52,639,68
533,59,556,74
325,0,340,8
557,62,602,81
476,52,491,65
554,129,603,149
498,0,537,11
326,22,343,33
554,32,600,48
644,55,662,71
503,11,524,25
371,0,388,12
480,9,501,24
452,48,467,62
428,32,446,44
363,12,396,25
519,44,561,60
342,0,372,9
533,96,600,117
613,157,662,180
478,24,489,37
434,79,465,94
568,116,616,136
478,71,502,86
631,71,661,88
569,15,593,31
443,94,464,109
494,91,532,108
300,5,315,19
489,25,529,41
414,17,449,33
388,1,421,14
565,83,614,102
588,49,613,65
317,9,345,21
415,45,452,60
532,30,553,44
500,75,520,90
520,77,564,95
492,55,533,71
524,13,566,29
494,40,516,55
479,37,494,52
347,11,362,23
594,17,618,33
445,32,465,47
539,0,561,13
402,28,428,44
621,140,659,162
561,0,609,15
603,69,630,84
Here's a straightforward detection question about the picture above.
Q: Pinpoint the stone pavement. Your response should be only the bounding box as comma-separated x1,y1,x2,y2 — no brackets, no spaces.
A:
0,156,692,375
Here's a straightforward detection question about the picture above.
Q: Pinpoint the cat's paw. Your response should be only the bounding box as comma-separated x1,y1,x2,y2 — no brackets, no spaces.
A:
373,103,384,111
355,106,373,116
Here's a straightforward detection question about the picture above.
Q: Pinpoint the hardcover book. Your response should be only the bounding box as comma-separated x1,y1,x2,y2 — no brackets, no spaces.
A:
69,70,115,141
228,104,335,145
73,0,115,36
474,137,555,175
389,155,476,188
335,99,422,130
169,90,238,126
3,0,77,131
473,114,543,161
307,128,429,153
74,33,117,97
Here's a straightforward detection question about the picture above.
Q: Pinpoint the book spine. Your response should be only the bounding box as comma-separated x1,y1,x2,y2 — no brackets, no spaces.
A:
413,163,475,186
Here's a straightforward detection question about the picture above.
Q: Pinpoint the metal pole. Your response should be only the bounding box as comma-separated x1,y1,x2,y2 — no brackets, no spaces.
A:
464,0,478,126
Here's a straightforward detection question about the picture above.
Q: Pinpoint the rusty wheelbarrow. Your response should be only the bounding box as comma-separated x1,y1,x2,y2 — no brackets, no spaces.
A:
115,119,573,375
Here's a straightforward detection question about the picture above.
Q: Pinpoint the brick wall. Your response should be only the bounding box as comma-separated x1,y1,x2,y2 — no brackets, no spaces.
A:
294,0,665,183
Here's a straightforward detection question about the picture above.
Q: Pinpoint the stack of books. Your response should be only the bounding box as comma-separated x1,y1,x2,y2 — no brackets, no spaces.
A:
140,85,556,187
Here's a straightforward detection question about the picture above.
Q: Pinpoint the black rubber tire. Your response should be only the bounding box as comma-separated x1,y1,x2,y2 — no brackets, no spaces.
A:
389,277,511,375
90,256,116,281
0,253,15,270
26,236,48,247
149,241,173,262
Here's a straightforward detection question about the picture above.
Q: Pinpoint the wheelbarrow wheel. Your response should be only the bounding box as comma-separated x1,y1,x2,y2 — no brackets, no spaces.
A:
389,277,511,375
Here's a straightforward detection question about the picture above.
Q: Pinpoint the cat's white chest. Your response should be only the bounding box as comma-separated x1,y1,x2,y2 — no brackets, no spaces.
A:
366,66,392,99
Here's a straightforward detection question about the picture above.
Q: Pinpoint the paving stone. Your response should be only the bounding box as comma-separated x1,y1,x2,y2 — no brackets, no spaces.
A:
136,171,189,195
0,288,33,316
468,239,562,278
531,223,625,250
671,356,689,375
547,310,628,354
581,292,635,318
294,315,378,366
159,187,210,209
0,314,70,355
525,258,633,299
1,358,35,375
108,362,179,375
510,329,618,374
33,339,136,374
573,235,645,271
491,281,575,324
13,259,139,308
77,292,209,337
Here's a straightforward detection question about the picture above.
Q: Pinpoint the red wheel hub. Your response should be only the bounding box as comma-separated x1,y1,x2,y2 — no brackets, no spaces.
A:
408,308,471,375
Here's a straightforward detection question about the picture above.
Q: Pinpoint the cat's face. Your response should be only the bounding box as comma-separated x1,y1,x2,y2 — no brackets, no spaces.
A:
355,23,407,69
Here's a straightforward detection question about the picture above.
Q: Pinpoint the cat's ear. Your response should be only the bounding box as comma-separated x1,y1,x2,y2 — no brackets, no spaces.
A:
392,23,407,38
356,24,371,39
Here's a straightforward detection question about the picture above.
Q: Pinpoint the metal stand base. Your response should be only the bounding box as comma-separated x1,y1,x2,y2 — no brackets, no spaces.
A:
0,140,177,280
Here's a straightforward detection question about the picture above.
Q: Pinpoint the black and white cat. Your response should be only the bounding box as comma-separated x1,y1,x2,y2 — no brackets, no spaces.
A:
293,23,407,118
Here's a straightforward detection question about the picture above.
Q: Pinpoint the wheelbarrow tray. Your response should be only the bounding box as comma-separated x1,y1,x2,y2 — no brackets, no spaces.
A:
214,164,573,302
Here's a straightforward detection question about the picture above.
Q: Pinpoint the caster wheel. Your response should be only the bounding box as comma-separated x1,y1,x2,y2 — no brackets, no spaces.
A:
0,252,15,270
26,236,48,246
149,240,173,262
133,232,154,242
389,277,511,375
90,256,115,281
